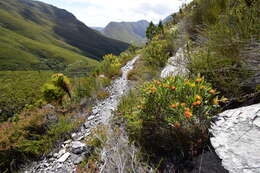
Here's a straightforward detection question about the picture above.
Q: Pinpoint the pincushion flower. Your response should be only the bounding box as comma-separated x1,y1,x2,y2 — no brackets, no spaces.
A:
185,111,192,119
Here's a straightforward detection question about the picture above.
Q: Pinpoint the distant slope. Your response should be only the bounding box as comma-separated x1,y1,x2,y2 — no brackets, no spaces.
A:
103,20,149,46
162,15,173,24
0,0,129,71
92,27,104,32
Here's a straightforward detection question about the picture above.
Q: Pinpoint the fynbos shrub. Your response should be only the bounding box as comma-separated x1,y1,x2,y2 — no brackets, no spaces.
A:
42,73,71,104
124,76,228,160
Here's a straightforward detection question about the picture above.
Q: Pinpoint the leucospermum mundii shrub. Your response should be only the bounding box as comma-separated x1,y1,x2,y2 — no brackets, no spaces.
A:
126,76,228,159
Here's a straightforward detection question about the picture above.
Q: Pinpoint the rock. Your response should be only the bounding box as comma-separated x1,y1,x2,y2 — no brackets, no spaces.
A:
73,156,85,164
64,139,72,144
210,103,260,173
84,122,92,128
57,149,66,158
76,135,84,141
43,104,55,110
92,109,99,115
88,115,95,121
71,141,87,154
71,133,78,140
161,48,188,78
57,152,71,162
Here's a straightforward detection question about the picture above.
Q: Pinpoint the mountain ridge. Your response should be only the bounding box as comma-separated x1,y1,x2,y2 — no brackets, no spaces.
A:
0,0,129,71
102,20,149,46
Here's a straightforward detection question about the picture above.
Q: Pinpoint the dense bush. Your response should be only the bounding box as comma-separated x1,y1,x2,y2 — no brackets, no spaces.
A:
119,76,227,162
142,36,170,68
42,73,71,104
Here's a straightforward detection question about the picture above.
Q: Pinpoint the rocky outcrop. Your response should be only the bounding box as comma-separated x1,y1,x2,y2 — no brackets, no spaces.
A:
160,48,188,78
210,103,260,173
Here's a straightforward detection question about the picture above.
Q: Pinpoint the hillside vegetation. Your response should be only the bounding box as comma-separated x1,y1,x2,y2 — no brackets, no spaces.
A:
0,0,129,71
116,0,260,171
103,20,149,46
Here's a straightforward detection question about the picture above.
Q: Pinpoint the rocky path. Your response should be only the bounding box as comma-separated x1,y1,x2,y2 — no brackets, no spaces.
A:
22,56,140,173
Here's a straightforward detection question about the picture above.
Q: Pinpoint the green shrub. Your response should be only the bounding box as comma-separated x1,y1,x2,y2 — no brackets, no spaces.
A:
186,0,259,97
42,84,65,103
142,36,170,68
99,54,121,79
41,73,71,104
121,76,227,161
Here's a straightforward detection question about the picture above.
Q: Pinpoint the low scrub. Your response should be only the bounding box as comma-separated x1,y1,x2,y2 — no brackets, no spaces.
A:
0,107,80,172
0,71,52,121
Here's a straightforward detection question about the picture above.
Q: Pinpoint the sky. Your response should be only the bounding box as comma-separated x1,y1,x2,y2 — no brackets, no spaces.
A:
36,0,191,27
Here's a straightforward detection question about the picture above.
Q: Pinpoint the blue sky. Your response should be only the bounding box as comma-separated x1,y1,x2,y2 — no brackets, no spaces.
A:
36,0,191,27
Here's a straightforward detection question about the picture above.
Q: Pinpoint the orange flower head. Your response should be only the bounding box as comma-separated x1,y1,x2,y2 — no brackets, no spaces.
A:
192,101,201,106
200,86,206,89
195,95,202,101
208,89,216,95
170,104,178,109
171,86,176,91
185,108,191,112
181,103,186,107
195,78,203,83
185,111,192,119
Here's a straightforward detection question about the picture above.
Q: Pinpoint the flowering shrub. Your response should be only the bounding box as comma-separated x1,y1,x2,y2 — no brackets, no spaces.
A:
143,36,170,68
99,54,122,78
124,76,227,160
41,73,71,104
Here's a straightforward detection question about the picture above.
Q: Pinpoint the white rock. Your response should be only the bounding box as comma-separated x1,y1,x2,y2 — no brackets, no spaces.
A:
92,109,99,115
160,48,188,78
210,103,260,173
88,115,95,120
64,139,72,144
71,141,87,154
57,149,66,157
71,133,77,140
57,152,71,162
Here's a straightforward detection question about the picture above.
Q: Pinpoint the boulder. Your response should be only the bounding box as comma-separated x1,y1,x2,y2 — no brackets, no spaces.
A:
57,152,71,162
210,103,260,173
71,141,87,155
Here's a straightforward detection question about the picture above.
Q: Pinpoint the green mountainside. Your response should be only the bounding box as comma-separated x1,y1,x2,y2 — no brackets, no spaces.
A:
103,20,149,46
0,0,129,71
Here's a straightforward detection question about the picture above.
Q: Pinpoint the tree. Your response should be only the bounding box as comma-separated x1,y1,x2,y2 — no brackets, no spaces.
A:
157,20,164,34
146,21,156,41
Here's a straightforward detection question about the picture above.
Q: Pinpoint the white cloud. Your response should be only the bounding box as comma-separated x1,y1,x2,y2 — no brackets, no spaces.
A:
38,0,191,27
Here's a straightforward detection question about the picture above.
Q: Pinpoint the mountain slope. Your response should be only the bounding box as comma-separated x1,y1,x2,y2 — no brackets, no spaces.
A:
103,20,149,46
0,0,129,70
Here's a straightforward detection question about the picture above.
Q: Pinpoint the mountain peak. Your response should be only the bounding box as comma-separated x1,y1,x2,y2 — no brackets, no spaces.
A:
103,20,149,46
